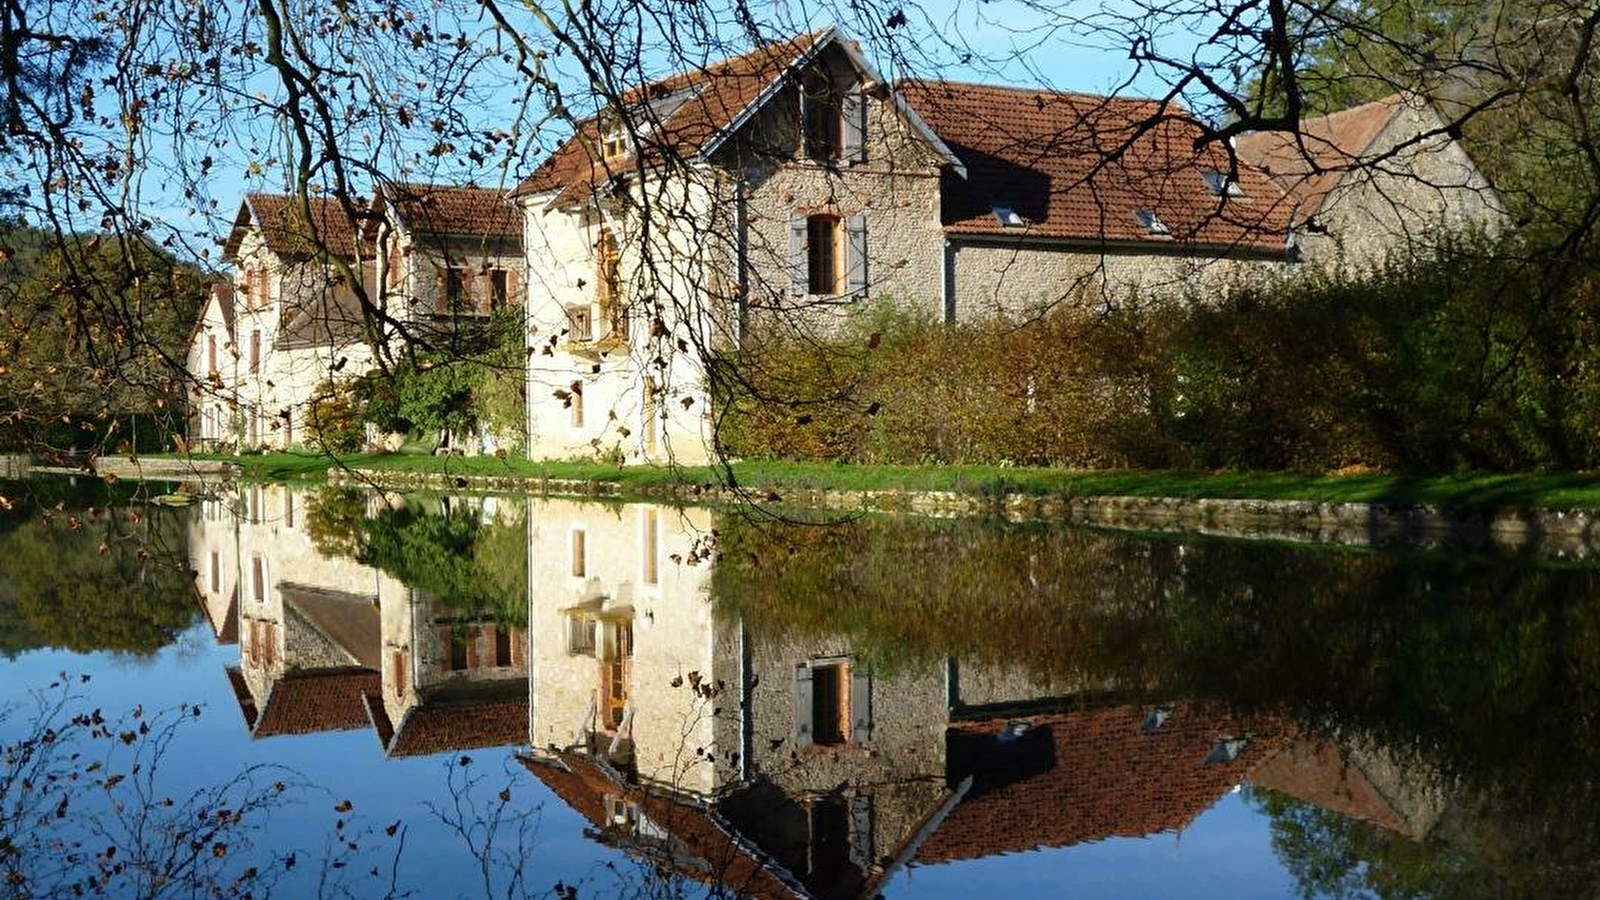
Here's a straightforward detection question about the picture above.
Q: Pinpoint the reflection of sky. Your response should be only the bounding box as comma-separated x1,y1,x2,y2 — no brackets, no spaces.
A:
889,793,1299,900
2,623,1317,899
0,623,645,899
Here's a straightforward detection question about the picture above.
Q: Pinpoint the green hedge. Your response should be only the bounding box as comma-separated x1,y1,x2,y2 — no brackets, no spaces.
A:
721,235,1600,473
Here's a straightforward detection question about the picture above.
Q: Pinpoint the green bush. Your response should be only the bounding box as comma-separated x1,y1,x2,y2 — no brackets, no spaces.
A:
306,379,367,453
721,234,1600,473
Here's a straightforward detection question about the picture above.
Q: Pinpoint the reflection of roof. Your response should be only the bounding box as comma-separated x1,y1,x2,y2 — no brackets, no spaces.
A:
520,752,804,900
511,30,828,204
225,193,363,260
916,703,1281,864
233,668,382,739
364,693,529,758
898,80,1294,252
1234,93,1407,218
1248,735,1416,837
378,182,522,244
281,582,381,670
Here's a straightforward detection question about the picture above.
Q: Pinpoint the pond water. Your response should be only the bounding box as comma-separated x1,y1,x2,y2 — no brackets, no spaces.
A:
0,477,1596,899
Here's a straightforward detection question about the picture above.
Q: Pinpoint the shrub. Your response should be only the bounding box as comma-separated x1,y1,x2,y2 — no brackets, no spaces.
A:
721,233,1600,473
306,378,367,453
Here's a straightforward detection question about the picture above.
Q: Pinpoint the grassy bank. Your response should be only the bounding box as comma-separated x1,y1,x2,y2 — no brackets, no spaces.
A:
148,450,1600,510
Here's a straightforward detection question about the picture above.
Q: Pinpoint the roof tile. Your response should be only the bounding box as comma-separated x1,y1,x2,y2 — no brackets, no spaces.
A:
1234,93,1407,217
898,80,1296,251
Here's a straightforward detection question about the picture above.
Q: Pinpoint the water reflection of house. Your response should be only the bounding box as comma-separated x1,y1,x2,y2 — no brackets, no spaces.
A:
364,586,528,758
522,499,962,900
520,499,1449,898
191,485,395,738
1247,734,1444,840
916,703,1281,864
191,487,528,754
189,494,239,645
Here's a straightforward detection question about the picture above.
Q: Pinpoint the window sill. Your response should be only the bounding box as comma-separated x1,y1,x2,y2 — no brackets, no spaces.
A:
562,336,629,357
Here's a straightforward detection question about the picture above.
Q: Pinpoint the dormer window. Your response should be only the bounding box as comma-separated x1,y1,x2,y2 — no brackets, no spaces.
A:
1135,209,1170,236
992,204,1026,227
600,119,629,160
800,68,843,161
1200,168,1245,197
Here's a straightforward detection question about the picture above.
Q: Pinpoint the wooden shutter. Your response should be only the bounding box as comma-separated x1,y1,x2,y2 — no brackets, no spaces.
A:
842,88,866,164
846,215,868,297
794,663,815,749
850,668,872,743
439,626,455,671
789,214,809,296
848,794,874,869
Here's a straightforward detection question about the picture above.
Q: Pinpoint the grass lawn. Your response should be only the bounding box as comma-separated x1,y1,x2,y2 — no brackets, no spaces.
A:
150,450,1600,509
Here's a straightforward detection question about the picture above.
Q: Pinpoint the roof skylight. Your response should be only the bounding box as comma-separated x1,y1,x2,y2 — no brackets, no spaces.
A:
991,204,1026,227
1134,209,1170,235
1200,168,1245,197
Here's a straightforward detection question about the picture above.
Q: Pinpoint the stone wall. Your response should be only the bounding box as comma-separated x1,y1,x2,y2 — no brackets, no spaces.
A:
948,239,1285,321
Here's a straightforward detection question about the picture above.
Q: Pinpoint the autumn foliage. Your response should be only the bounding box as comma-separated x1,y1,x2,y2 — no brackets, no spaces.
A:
722,236,1600,473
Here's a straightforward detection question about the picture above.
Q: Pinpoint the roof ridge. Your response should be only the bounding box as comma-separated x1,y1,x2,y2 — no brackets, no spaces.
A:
897,76,1166,107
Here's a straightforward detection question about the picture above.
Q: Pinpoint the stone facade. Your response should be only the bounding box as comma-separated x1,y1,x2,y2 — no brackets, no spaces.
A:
515,30,1312,465
190,188,526,454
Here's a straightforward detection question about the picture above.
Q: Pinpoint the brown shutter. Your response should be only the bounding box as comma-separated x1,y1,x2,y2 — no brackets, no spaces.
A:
439,626,455,671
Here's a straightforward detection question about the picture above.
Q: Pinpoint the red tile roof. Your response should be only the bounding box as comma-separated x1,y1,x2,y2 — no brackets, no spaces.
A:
510,30,828,204
375,697,529,758
898,80,1296,252
915,703,1283,864
224,193,365,261
249,669,382,738
520,752,803,900
379,182,522,244
1234,93,1407,218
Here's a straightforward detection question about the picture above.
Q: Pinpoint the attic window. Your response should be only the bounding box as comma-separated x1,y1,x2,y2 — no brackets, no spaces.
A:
800,68,844,161
991,205,1025,227
600,120,629,160
1200,168,1245,197
1135,209,1170,236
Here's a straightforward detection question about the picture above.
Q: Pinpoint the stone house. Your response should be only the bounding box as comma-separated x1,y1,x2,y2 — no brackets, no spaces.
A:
368,181,526,329
189,185,524,452
1234,92,1507,271
513,26,1302,465
191,193,373,451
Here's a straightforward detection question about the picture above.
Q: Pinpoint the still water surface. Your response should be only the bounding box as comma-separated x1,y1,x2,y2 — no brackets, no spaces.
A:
0,477,1594,899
